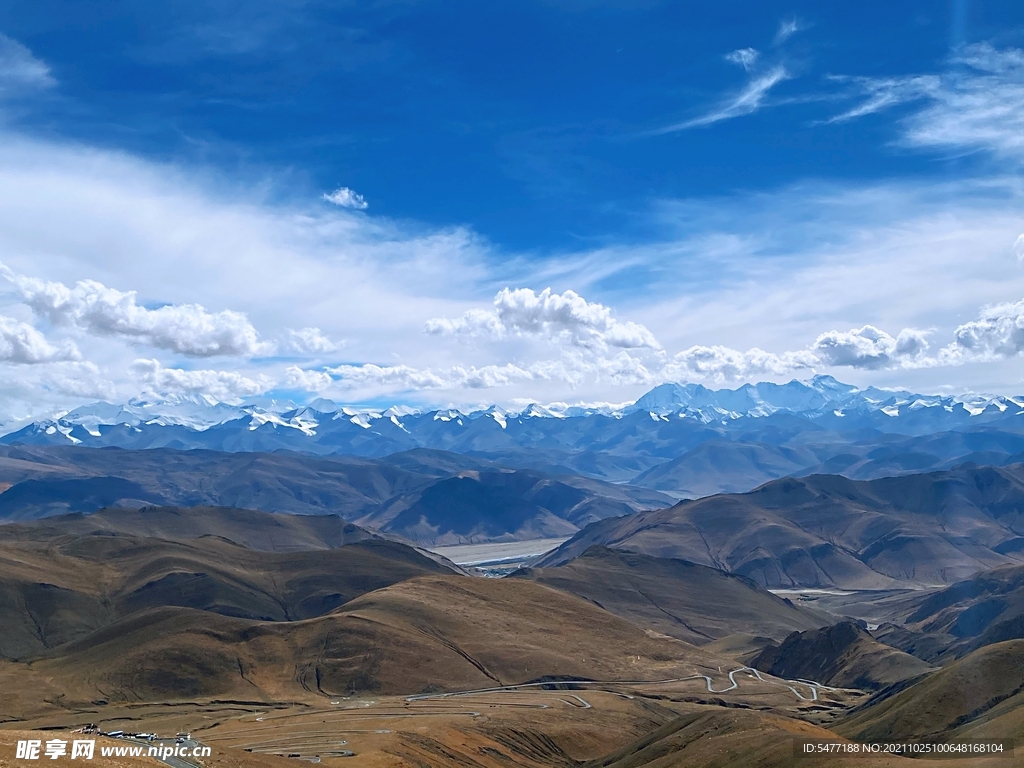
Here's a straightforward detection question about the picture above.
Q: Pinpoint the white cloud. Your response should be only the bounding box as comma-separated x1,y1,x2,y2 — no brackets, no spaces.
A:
39,361,115,399
774,19,803,45
324,362,538,391
283,365,335,392
0,315,80,363
0,33,54,92
0,263,272,357
665,345,816,381
725,48,759,72
323,186,368,209
830,44,1024,162
1,124,1024,413
426,287,661,351
286,351,661,397
656,65,790,132
1015,234,1024,264
825,75,939,124
0,360,117,427
130,358,271,402
811,325,931,369
942,299,1024,362
282,327,341,354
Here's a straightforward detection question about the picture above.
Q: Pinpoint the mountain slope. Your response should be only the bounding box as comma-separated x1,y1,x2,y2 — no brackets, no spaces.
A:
513,546,830,644
536,465,1024,588
1,505,383,551
15,576,730,708
0,446,672,543
872,563,1024,662
632,440,823,497
836,640,1024,743
0,516,457,660
357,471,667,545
751,622,934,691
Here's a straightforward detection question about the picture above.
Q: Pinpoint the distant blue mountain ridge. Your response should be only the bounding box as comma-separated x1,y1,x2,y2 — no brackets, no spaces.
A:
3,376,1023,497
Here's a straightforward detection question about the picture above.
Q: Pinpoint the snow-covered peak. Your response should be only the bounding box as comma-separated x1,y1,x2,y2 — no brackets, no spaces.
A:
65,397,246,432
5,378,1024,445
433,409,464,422
306,397,340,414
519,403,564,419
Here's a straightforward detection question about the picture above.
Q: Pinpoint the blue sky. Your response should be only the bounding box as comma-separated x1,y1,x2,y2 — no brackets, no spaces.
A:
4,1,1017,247
0,1,1023,419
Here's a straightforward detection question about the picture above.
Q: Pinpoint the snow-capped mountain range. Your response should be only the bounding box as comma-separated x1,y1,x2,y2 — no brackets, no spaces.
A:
3,376,1022,456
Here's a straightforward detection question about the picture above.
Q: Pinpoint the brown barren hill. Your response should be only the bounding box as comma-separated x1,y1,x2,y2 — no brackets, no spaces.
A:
537,467,1024,588
836,639,1024,743
513,546,830,644
0,529,456,660
20,576,734,710
751,621,935,691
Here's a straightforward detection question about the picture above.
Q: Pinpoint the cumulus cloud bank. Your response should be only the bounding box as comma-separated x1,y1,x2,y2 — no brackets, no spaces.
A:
411,286,1024,391
0,263,271,357
282,327,341,355
426,287,660,351
811,325,931,369
942,299,1024,362
266,289,1024,400
0,315,80,363
131,359,271,402
665,345,817,381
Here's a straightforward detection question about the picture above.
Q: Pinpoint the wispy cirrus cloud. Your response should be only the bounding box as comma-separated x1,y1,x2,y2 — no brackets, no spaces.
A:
773,19,804,45
650,16,805,134
0,33,54,93
725,47,759,72
829,44,1024,162
825,75,939,124
654,65,790,132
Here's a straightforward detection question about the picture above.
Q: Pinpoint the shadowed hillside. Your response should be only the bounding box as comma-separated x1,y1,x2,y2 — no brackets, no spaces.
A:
0,517,457,660
514,546,830,644
537,465,1024,588
0,446,671,544
836,640,1024,743
874,563,1024,663
1,505,382,550
7,576,735,710
751,621,934,691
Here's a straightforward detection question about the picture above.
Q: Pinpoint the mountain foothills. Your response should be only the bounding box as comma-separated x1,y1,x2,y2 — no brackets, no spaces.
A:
513,546,832,645
0,446,671,543
5,377,1024,494
537,465,1024,588
2,506,1024,768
